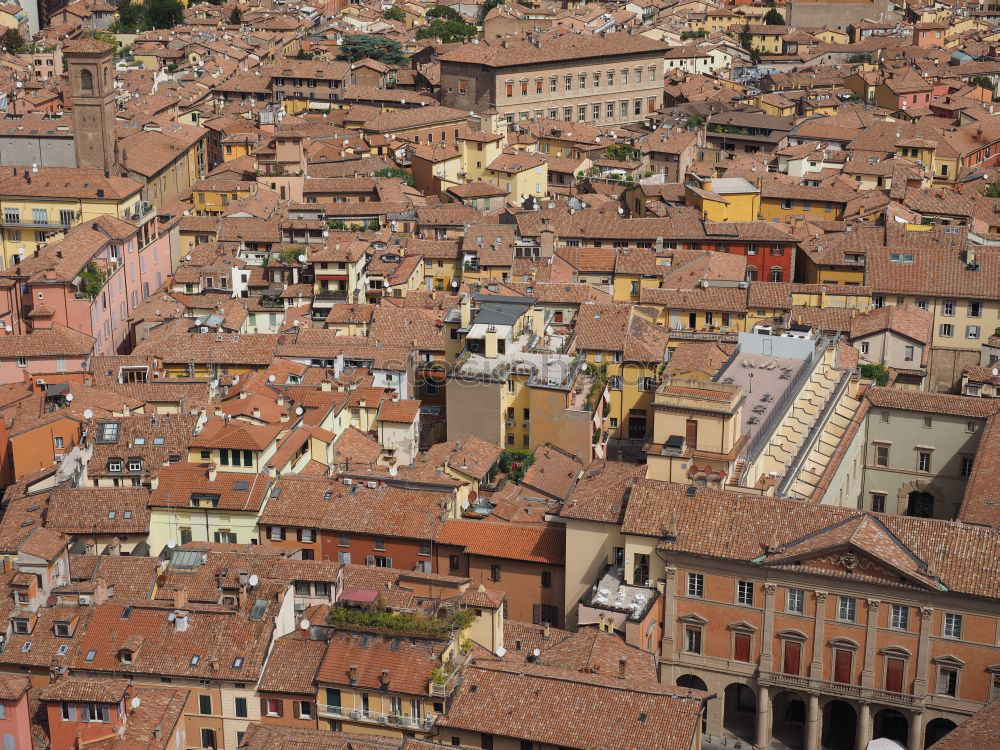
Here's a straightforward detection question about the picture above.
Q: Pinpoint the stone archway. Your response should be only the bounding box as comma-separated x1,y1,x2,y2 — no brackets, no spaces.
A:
677,675,709,733
772,691,806,749
821,700,856,750
873,708,909,746
897,479,939,518
722,683,756,744
925,717,957,746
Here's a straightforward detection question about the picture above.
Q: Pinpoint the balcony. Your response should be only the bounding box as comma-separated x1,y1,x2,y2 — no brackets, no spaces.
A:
758,670,921,709
2,215,74,229
315,289,349,302
317,704,434,731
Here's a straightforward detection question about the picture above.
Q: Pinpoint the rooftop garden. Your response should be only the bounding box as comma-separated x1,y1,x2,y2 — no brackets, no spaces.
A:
326,605,474,637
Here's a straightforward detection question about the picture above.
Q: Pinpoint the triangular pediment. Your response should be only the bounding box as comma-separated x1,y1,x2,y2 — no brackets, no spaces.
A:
759,514,940,590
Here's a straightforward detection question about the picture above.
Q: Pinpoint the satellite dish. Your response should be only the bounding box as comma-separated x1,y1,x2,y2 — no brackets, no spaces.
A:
389,465,398,476
267,374,276,383
167,539,177,549
64,393,73,402
532,648,541,658
993,367,999,377
248,574,259,587
300,619,310,630
297,254,306,263
495,646,506,658
185,254,192,261
130,696,141,709
4,325,10,332
295,406,304,415
83,408,93,419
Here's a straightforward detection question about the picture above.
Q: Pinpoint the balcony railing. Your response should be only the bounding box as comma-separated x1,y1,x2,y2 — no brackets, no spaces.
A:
2,216,73,229
759,671,920,708
317,704,434,730
315,290,349,301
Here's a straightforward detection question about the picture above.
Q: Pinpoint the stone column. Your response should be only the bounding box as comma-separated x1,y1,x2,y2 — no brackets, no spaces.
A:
805,693,821,750
660,567,677,678
810,591,828,679
760,583,777,673
755,684,771,750
908,709,924,750
862,599,880,689
914,606,933,698
856,702,871,750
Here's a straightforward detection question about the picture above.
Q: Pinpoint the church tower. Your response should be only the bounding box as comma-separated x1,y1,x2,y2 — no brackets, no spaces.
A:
64,39,117,173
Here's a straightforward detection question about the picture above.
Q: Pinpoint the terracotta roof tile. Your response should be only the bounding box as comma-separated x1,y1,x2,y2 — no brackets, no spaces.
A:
437,519,564,564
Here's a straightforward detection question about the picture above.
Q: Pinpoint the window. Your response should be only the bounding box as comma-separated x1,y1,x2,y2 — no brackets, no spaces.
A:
871,493,886,513
684,626,702,654
923,416,932,428
890,604,909,630
917,451,931,473
235,697,247,718
265,698,282,717
939,323,954,337
786,588,805,614
942,300,955,316
937,667,958,697
875,445,889,467
737,580,754,606
860,342,870,355
734,632,752,662
904,345,915,362
943,613,963,639
541,571,552,588
622,68,628,85
687,572,704,598
564,74,571,91
373,537,386,551
505,81,513,97
961,456,974,477
838,596,857,623
298,701,313,719
199,695,212,715
490,564,501,582
966,325,981,339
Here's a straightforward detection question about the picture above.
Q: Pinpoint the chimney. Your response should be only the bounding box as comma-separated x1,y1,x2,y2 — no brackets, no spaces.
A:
207,464,217,482
380,668,390,688
348,665,358,685
618,656,627,678
321,380,332,392
542,623,550,639
252,407,261,419
173,611,189,632
173,586,188,609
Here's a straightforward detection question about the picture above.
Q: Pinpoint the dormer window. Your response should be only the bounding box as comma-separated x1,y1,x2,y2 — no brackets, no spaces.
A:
128,459,142,473
108,459,122,473
12,618,29,634
120,650,132,664
97,422,120,443
53,621,70,637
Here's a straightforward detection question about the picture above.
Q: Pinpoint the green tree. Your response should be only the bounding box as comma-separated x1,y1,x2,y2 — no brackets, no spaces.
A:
763,7,784,25
604,143,639,162
848,52,871,64
859,363,890,386
685,113,705,129
426,4,463,21
229,6,242,24
113,0,143,31
1,27,26,53
739,23,753,52
295,48,314,59
373,166,415,186
384,5,405,21
983,182,1000,198
144,0,185,29
338,34,407,65
971,75,995,92
479,0,502,21
416,18,476,43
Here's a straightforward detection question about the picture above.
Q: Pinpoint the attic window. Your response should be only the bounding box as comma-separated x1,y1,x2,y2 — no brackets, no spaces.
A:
12,619,29,634
108,460,123,473
56,644,69,656
134,437,145,446
20,642,30,653
85,649,96,662
190,654,200,666
250,599,268,621
889,252,914,263
233,656,244,669
98,422,120,443
121,607,132,619
153,437,165,445
108,511,117,520
233,480,249,491
123,511,132,520
121,650,133,664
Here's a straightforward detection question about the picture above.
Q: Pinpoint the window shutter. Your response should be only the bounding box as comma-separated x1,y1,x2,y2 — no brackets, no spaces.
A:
532,604,541,625
275,700,283,718
260,698,268,716
296,528,303,542
293,701,300,718
68,704,77,721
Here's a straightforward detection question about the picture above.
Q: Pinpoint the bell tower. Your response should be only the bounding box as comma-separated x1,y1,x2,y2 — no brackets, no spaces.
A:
64,39,117,172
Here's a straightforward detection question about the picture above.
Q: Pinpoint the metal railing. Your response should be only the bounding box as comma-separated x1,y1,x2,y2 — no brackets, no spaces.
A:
317,704,434,730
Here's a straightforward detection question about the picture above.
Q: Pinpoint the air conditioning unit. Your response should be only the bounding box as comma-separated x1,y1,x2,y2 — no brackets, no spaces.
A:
366,481,377,489
36,379,45,385
79,595,91,605
343,478,352,485
350,709,361,720
378,716,389,725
